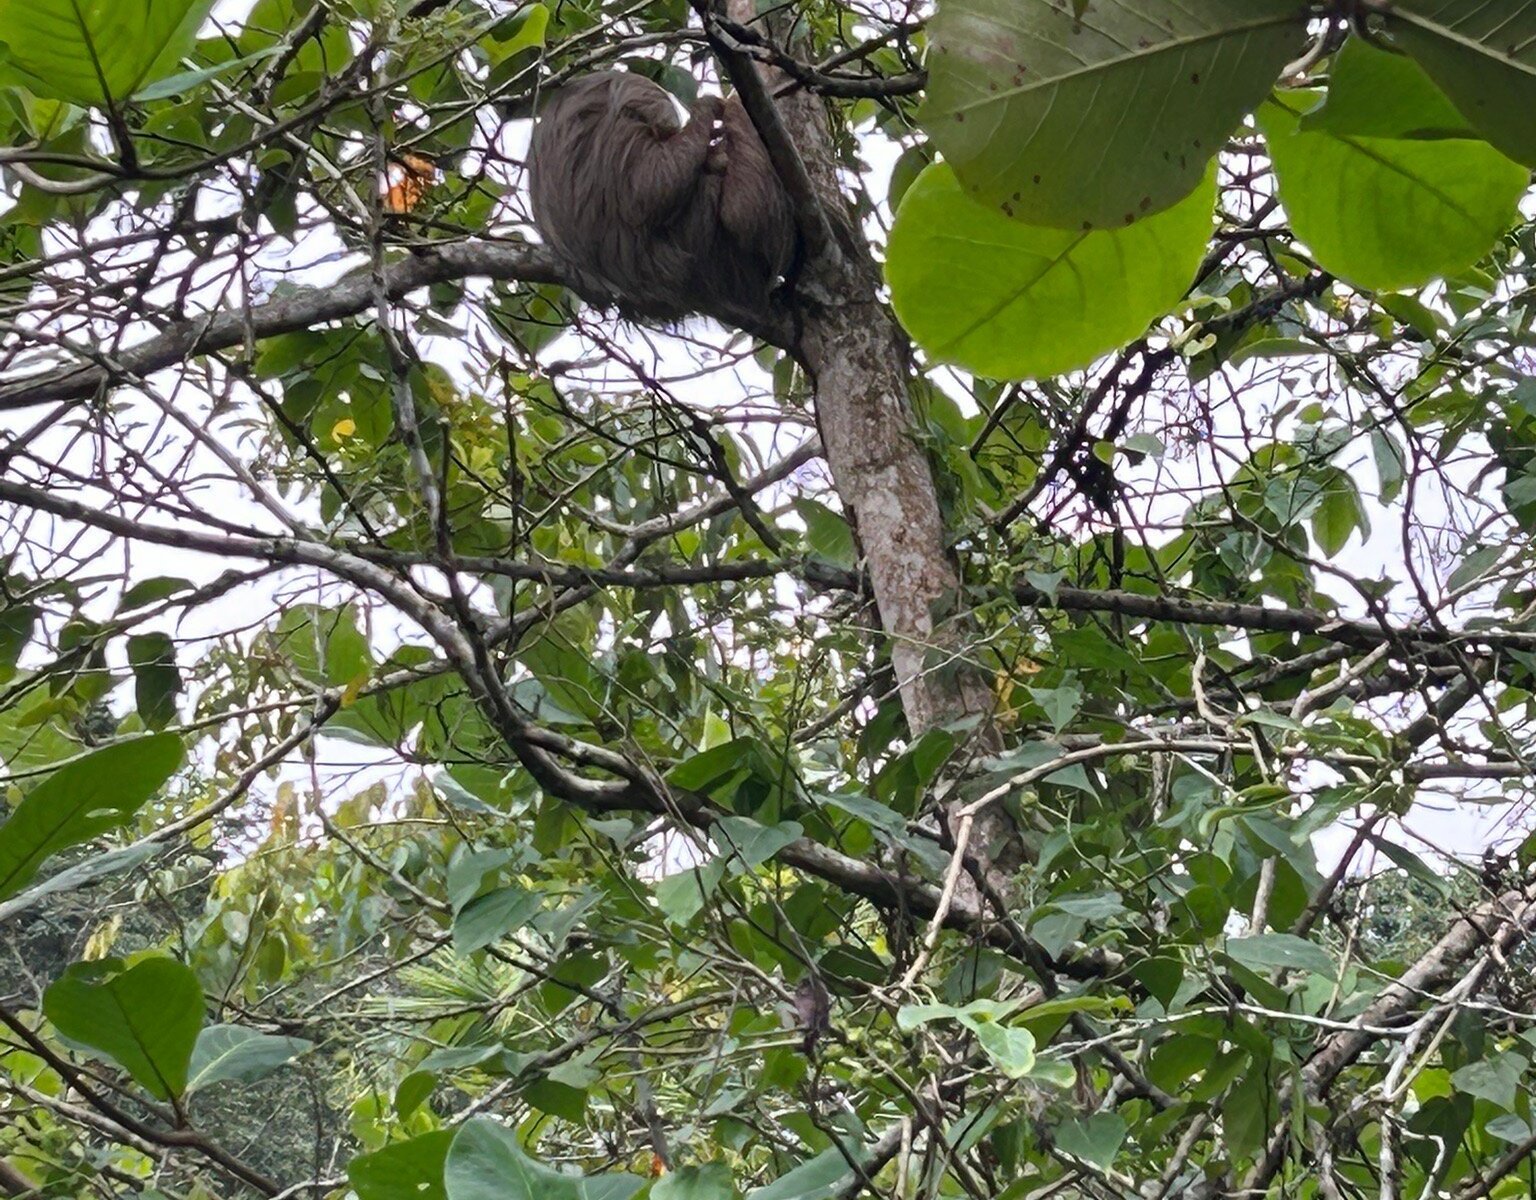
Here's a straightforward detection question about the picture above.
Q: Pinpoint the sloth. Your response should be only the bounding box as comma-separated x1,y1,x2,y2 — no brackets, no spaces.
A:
528,71,796,328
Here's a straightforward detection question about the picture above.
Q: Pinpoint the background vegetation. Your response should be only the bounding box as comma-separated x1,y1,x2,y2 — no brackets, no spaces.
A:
2,1,1536,1198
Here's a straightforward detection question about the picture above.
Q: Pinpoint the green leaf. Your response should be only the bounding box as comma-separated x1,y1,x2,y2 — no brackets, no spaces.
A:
1026,1057,1078,1088
1311,474,1366,556
419,1045,502,1073
1027,681,1082,733
653,1164,738,1200
1451,1052,1526,1110
820,792,907,838
745,1147,855,1200
452,886,541,955
127,632,181,730
0,733,184,901
349,1130,454,1200
1366,834,1449,897
187,1025,312,1091
447,848,516,913
43,956,204,1099
1055,1113,1127,1170
443,1117,643,1200
395,1071,436,1118
1224,933,1335,979
1386,0,1536,166
897,1002,963,1031
667,738,769,793
654,859,726,926
0,603,37,673
1257,86,1527,292
1228,337,1318,366
488,4,549,56
1302,37,1474,139
887,162,1214,381
116,577,193,613
1221,1066,1274,1160
1371,429,1408,502
0,0,219,106
1487,1114,1536,1144
1051,891,1126,920
897,1001,1035,1075
922,0,1307,228
524,1076,587,1122
973,1021,1036,1079
715,817,802,869
1447,543,1502,593
132,44,283,101
793,499,857,569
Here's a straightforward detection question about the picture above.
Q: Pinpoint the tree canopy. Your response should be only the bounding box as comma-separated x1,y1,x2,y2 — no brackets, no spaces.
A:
2,1,1536,1198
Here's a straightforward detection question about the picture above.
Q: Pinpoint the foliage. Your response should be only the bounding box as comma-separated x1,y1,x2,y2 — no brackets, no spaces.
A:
0,1,1534,1199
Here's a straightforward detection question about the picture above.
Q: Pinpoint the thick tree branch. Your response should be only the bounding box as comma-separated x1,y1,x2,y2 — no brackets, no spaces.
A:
0,241,791,412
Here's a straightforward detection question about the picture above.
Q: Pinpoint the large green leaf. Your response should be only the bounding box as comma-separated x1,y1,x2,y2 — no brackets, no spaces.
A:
187,1025,313,1092
1300,37,1473,140
1258,82,1527,292
886,162,1214,380
0,733,185,901
921,0,1307,229
1386,0,1536,167
0,0,219,106
349,1131,454,1200
43,956,204,1099
443,1117,643,1200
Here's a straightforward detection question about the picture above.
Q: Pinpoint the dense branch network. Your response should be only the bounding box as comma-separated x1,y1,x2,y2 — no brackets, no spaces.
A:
2,2,1535,1198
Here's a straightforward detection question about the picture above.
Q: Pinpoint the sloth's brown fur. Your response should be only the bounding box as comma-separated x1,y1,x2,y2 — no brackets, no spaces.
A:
529,71,795,327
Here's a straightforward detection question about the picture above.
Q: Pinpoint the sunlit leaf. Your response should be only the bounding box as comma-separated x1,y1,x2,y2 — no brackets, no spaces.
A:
1259,74,1526,291
886,162,1214,380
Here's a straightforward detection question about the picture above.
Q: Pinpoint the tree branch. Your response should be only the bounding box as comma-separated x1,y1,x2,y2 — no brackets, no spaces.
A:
0,240,791,412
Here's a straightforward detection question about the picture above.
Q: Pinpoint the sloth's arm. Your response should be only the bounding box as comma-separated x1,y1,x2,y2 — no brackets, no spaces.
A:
618,95,723,226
